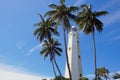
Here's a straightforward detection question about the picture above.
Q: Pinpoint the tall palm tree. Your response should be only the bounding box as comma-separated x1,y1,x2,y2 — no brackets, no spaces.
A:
34,14,59,77
113,73,120,79
40,38,63,78
34,14,59,42
76,4,108,79
45,0,79,79
97,67,110,80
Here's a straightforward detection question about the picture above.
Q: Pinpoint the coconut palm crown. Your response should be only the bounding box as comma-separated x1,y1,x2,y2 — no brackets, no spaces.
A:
76,4,108,79
77,4,108,34
40,38,63,77
97,67,110,80
45,0,79,32
34,14,59,42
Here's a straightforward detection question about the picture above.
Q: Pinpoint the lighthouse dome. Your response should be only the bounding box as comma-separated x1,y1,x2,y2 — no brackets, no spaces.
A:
72,26,76,31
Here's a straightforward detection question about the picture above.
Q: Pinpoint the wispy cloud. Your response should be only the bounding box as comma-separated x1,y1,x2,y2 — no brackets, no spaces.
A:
16,42,43,56
98,0,120,26
27,44,43,56
99,0,120,10
109,35,120,41
102,10,120,25
16,41,26,54
104,30,120,37
0,64,51,80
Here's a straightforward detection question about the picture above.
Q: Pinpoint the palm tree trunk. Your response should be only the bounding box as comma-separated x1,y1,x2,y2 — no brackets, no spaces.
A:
92,31,97,80
53,57,63,80
106,77,107,80
105,76,109,80
62,26,72,80
51,60,57,78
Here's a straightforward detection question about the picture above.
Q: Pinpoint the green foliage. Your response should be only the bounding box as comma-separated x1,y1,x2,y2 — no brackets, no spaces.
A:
77,4,108,34
45,0,79,32
40,38,62,60
79,77,89,80
34,14,59,42
113,73,120,79
45,0,79,79
40,38,62,77
53,75,69,80
77,4,108,79
97,67,110,80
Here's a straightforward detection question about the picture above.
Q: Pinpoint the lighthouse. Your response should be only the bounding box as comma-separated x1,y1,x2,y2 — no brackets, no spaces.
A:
65,26,82,80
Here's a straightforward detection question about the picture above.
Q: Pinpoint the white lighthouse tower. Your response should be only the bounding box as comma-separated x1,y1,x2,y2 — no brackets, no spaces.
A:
65,26,82,80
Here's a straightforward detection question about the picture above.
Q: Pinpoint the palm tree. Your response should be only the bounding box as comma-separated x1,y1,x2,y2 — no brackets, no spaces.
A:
34,14,59,77
45,0,79,79
40,38,63,78
113,73,120,79
97,67,110,80
76,4,108,79
34,14,59,42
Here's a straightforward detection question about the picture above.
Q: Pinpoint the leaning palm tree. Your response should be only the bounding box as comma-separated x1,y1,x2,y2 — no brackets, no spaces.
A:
45,0,79,79
34,14,59,42
76,4,108,79
113,73,120,79
40,38,63,78
97,67,110,80
34,14,59,77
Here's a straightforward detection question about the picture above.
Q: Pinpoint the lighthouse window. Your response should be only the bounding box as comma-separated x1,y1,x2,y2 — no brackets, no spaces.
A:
77,41,79,43
73,34,75,36
78,56,80,58
69,47,71,50
80,73,82,77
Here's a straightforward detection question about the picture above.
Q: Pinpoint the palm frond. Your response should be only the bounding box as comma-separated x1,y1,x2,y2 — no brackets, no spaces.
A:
60,0,65,5
51,13,60,22
84,23,92,34
76,16,86,24
68,13,77,21
77,12,84,16
94,11,109,17
54,42,61,46
43,40,49,47
40,47,48,55
44,10,57,17
40,30,45,42
34,28,41,36
50,28,59,36
63,16,71,32
81,4,91,10
54,49,61,56
38,14,45,22
56,17,62,26
94,18,103,32
79,22,86,31
49,4,57,9
34,22,41,27
68,6,79,12
54,47,63,52
44,51,49,60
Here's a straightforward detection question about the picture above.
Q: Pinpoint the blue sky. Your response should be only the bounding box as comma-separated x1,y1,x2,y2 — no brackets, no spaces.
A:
0,0,120,79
